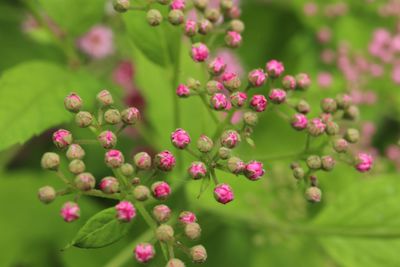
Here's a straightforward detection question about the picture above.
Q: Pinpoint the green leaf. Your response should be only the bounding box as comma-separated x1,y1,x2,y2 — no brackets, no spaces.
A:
38,0,105,36
313,175,400,267
0,61,102,151
71,207,132,249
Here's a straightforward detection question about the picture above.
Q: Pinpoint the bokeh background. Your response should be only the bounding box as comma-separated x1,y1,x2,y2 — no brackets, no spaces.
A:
1,0,400,266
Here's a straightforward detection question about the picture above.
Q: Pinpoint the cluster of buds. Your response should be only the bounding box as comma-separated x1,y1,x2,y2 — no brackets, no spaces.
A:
171,127,264,205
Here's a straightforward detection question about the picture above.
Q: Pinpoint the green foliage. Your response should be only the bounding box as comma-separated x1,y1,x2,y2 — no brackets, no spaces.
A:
70,207,132,249
0,61,101,152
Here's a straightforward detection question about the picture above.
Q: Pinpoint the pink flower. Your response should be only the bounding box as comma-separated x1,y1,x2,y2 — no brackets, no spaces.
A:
317,72,333,89
152,181,172,200
248,69,266,87
64,93,82,112
53,129,72,149
250,95,267,112
171,128,191,149
176,84,190,97
105,149,125,168
244,161,265,180
230,92,247,107
210,93,229,110
355,153,373,172
220,130,240,148
77,25,114,59
208,57,226,75
185,19,197,36
386,145,400,161
308,118,326,136
214,184,234,204
179,211,197,224
225,31,242,47
191,43,209,62
155,150,176,171
170,0,185,10
188,161,207,179
231,110,243,125
60,202,80,222
112,60,134,91
269,89,286,104
265,60,285,78
116,201,136,222
99,177,119,194
392,64,400,84
98,130,116,148
291,114,308,130
134,243,155,263
316,27,331,44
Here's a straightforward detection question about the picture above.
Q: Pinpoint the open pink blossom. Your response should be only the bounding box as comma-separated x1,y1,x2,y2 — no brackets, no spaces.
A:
317,72,333,89
77,25,114,59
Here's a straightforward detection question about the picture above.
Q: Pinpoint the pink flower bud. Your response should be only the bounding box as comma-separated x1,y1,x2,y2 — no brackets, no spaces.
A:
66,144,85,160
185,19,197,37
134,152,152,170
222,72,241,91
170,0,185,10
282,75,297,90
227,157,245,174
230,92,247,107
188,161,207,179
64,93,82,112
355,153,373,172
99,176,119,194
191,43,209,62
105,149,125,168
291,114,308,130
296,73,311,90
134,243,155,263
116,201,136,222
176,84,190,97
306,187,321,202
153,204,171,223
225,31,242,48
244,161,265,180
53,129,73,149
60,202,80,222
98,130,117,149
151,181,172,200
220,130,241,148
265,59,285,78
248,69,266,87
268,89,287,104
155,150,176,171
121,107,140,125
250,95,267,112
179,211,197,224
208,57,226,76
210,93,229,110
307,118,326,136
198,19,213,35
214,183,234,204
171,128,191,149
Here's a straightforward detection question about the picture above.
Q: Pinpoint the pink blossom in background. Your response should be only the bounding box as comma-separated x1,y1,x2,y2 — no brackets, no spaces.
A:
303,2,318,16
386,145,400,161
369,64,384,77
231,111,243,125
215,49,244,77
209,0,240,8
317,72,333,89
316,27,332,44
78,25,114,59
363,90,377,105
321,49,336,64
392,64,400,84
112,60,135,91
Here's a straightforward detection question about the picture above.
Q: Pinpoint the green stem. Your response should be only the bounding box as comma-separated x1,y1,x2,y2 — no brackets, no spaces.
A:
74,139,98,145
210,168,219,185
135,202,158,230
199,94,219,125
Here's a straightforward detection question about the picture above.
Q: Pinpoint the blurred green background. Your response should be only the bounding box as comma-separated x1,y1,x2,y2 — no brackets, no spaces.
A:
1,0,400,266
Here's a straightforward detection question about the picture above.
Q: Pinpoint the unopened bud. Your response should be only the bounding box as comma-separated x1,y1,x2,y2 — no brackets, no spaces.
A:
168,9,184,25
227,157,245,174
218,147,231,159
220,0,233,10
333,138,349,153
53,129,73,149
336,94,352,109
98,130,117,149
99,177,119,194
134,185,150,201
131,177,141,185
293,167,304,179
156,224,174,242
121,107,140,125
343,105,359,120
325,121,339,135
206,80,223,95
248,69,266,87
344,128,360,143
222,72,241,91
282,75,296,90
295,73,311,90
105,149,125,168
188,161,207,179
243,111,258,126
296,100,310,114
185,19,197,37
97,90,114,106
229,19,245,33
197,135,214,153
38,186,56,204
151,181,172,200
147,9,163,26
134,152,152,170
41,152,60,170
220,130,241,148
75,111,93,128
154,150,176,171
66,144,85,160
208,57,226,76
104,109,121,125
321,155,335,171
113,0,131,12
307,118,326,136
190,245,207,263
69,159,85,174
306,155,322,170
193,0,208,10
306,187,322,202
121,163,134,176
187,77,201,91
198,19,213,35
75,172,95,191
166,259,185,267
185,223,201,240
64,93,82,112
320,98,337,113
153,204,171,223
205,8,221,23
